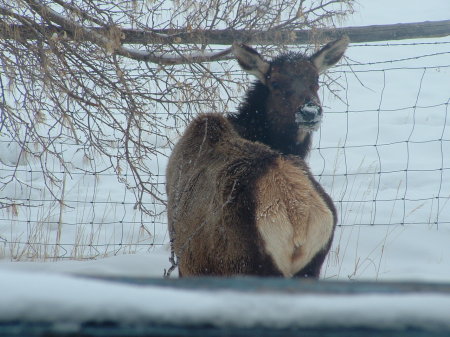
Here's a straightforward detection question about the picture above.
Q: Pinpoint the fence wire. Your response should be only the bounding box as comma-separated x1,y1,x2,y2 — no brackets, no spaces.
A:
1,39,449,260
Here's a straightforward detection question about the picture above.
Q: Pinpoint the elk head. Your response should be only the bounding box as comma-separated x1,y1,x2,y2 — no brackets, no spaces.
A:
233,37,349,134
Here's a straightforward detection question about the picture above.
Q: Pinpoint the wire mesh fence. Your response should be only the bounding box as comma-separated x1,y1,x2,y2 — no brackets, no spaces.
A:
1,38,449,261
314,40,450,230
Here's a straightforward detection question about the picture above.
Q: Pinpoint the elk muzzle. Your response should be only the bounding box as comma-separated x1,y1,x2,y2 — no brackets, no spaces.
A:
295,99,323,131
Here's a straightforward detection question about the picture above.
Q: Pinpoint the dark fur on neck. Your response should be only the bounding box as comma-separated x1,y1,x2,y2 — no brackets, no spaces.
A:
227,80,312,158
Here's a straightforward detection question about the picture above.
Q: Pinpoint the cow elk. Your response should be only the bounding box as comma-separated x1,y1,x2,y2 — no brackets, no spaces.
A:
166,36,349,278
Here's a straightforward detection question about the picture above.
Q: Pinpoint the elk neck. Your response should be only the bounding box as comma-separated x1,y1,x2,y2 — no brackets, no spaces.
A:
227,81,313,158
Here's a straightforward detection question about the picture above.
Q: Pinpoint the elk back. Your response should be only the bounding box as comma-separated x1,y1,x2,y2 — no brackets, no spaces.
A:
166,113,335,277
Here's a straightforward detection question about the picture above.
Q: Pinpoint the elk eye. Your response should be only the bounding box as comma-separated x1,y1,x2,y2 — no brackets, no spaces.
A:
271,81,282,90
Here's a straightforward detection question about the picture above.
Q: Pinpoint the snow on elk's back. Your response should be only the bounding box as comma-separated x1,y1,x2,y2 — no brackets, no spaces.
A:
166,37,349,278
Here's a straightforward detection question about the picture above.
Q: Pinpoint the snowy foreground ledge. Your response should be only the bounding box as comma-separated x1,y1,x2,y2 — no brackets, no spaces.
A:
2,270,450,337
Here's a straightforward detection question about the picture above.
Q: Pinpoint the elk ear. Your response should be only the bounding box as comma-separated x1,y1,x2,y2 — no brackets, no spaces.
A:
310,36,349,73
233,42,270,83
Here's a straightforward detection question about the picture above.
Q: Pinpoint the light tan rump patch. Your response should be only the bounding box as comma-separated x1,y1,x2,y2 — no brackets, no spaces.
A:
255,158,334,277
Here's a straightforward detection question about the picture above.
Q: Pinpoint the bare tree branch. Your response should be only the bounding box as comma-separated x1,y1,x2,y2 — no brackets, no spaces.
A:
0,0,355,217
3,20,449,45
21,0,236,65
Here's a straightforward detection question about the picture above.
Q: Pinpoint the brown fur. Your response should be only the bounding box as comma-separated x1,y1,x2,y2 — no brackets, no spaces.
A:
167,114,335,277
166,38,348,278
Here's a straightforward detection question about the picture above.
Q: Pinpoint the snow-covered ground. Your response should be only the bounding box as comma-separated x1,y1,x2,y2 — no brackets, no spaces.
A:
0,0,450,330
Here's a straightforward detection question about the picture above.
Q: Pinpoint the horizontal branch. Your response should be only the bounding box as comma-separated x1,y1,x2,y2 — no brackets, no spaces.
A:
123,20,450,45
1,20,449,46
8,0,234,65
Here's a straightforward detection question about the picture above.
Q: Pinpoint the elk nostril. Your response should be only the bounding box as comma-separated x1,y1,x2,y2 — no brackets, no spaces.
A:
301,110,316,121
300,102,322,120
